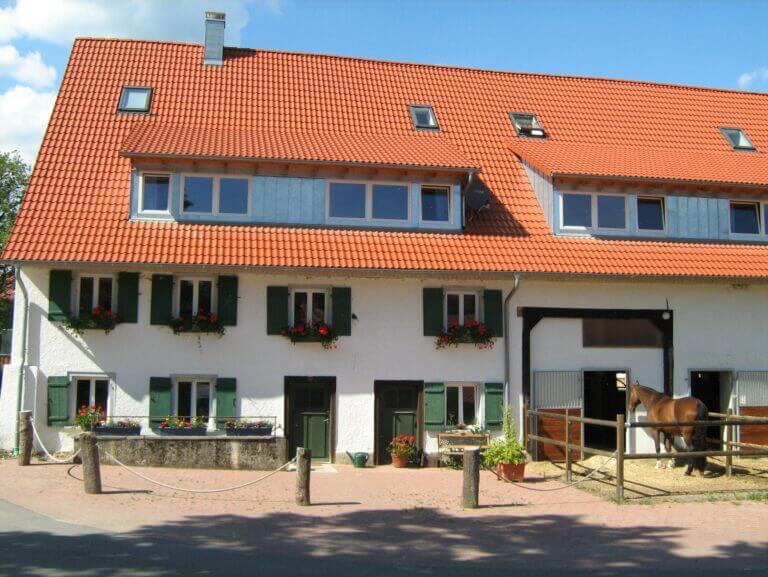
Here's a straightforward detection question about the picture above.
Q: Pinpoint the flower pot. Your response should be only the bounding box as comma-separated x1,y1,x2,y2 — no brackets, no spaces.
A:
157,427,207,436
225,427,273,437
96,426,140,436
497,462,526,482
391,453,409,468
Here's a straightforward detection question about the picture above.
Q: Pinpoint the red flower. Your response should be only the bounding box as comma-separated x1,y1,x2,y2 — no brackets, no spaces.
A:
477,325,486,335
209,313,218,323
318,325,329,336
92,306,102,315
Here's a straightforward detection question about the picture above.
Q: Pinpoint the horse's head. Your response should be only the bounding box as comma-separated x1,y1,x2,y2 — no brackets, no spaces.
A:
628,381,642,412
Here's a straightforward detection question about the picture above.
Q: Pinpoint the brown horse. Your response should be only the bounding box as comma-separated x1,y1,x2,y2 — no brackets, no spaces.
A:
628,382,709,475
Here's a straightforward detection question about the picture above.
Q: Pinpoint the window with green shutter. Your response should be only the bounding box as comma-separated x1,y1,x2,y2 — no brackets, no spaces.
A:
423,288,444,336
423,382,445,431
47,376,70,425
267,286,289,335
149,377,172,426
48,270,72,321
215,378,237,425
331,287,352,336
483,289,504,337
484,382,504,430
150,275,173,325
217,276,238,326
117,272,140,323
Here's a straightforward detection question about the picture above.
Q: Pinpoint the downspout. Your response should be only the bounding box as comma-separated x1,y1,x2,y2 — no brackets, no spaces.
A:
12,265,29,456
503,273,521,408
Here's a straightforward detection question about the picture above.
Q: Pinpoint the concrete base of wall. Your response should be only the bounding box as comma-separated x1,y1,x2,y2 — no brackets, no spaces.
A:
78,435,288,470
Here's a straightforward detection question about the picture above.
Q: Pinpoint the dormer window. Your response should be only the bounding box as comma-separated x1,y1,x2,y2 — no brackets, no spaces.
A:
510,112,547,138
409,105,439,130
118,86,152,113
721,127,755,151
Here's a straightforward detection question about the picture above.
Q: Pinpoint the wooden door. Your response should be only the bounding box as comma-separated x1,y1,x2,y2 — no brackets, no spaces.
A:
376,382,419,465
287,380,331,461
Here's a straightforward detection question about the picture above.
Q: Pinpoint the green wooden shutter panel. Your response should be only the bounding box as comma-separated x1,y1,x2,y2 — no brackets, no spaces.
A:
117,272,140,323
217,275,238,326
47,376,70,425
483,289,504,337
484,382,504,430
266,286,289,335
149,377,172,426
215,378,237,425
48,270,72,321
422,288,444,336
331,287,352,336
423,382,445,431
150,274,173,325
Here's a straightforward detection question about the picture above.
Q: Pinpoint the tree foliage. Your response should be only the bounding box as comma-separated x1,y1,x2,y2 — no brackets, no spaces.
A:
0,150,30,327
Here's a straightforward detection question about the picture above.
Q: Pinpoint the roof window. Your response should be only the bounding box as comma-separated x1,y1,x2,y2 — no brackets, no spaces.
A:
408,105,439,131
118,86,152,113
510,112,547,138
720,127,755,151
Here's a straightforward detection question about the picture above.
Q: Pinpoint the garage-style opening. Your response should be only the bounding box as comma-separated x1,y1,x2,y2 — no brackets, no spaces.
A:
690,370,732,441
583,371,627,450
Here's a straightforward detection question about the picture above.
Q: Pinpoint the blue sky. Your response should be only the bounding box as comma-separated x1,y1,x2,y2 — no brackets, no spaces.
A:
1,0,767,163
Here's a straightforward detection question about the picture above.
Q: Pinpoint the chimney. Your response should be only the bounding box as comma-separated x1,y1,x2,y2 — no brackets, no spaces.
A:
203,11,226,66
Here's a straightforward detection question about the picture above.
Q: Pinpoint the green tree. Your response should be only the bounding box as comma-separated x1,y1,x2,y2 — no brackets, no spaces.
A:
0,150,30,329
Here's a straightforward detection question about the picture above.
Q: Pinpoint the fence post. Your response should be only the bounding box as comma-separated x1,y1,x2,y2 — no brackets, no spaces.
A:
462,447,480,509
295,447,311,506
79,432,102,494
725,408,733,478
18,411,33,466
615,414,625,503
564,411,572,483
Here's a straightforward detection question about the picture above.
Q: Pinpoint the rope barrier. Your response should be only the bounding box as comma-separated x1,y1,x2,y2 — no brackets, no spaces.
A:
98,446,296,494
488,453,617,492
29,419,81,464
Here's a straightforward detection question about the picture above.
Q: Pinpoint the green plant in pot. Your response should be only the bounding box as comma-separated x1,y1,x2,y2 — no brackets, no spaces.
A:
483,406,529,482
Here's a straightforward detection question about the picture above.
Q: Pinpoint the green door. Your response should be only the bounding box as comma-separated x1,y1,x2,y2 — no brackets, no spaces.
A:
288,381,331,461
376,382,419,465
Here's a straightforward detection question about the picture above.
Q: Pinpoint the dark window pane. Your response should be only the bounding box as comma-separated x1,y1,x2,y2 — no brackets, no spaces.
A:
142,175,169,211
329,182,366,218
79,277,94,315
312,292,325,325
198,281,212,314
731,203,760,234
76,379,90,410
178,382,192,417
597,195,626,229
462,387,476,425
294,291,308,325
583,318,664,348
184,177,213,213
562,194,592,227
446,293,460,327
637,198,665,231
372,184,408,220
180,280,194,318
220,178,249,214
421,186,450,222
412,106,437,128
98,277,113,310
446,387,459,426
463,294,476,324
196,382,210,418
94,380,108,413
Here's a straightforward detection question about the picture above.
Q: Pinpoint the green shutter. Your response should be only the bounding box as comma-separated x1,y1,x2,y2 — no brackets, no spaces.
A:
484,382,504,430
150,274,173,325
423,288,444,336
215,378,237,425
424,382,445,431
331,287,352,336
48,270,72,321
483,289,504,337
149,377,172,427
47,376,70,425
266,286,289,335
117,272,140,323
217,276,238,326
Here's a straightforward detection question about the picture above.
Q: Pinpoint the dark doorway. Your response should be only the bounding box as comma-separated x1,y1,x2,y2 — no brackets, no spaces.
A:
374,381,421,465
285,377,335,462
690,371,723,441
583,371,627,450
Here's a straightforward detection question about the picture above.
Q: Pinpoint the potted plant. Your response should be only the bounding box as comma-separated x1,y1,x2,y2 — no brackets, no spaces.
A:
74,405,104,431
223,419,273,436
64,306,119,335
280,323,338,350
157,416,208,435
388,434,417,468
169,309,225,336
96,418,141,436
435,321,495,349
483,406,529,482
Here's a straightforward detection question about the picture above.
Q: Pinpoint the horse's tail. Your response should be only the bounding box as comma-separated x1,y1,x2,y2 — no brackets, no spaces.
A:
692,400,708,472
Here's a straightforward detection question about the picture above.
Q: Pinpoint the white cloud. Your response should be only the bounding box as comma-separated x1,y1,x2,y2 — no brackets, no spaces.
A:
737,67,768,90
0,85,56,164
0,45,56,88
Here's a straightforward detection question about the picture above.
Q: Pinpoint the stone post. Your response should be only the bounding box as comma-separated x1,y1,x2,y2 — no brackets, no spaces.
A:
462,447,480,509
295,447,311,506
18,411,33,466
79,432,102,494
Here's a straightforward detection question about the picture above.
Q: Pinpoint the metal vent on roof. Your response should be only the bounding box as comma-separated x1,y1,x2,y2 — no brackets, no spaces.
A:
204,11,226,66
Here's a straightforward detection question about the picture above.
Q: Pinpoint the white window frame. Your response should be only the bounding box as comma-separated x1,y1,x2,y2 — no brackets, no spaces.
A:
444,290,481,329
289,287,331,326
74,273,116,317
172,376,215,422
729,200,762,236
175,277,216,317
636,196,667,232
420,185,452,223
445,383,479,427
326,181,411,223
560,191,628,232
138,172,172,215
180,173,251,217
70,373,114,418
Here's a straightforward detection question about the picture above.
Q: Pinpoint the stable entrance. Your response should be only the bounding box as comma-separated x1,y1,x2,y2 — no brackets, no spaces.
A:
583,371,627,451
285,377,335,462
691,370,732,440
374,381,421,465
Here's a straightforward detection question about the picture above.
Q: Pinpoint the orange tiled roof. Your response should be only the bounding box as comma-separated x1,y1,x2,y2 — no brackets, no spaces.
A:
5,39,768,278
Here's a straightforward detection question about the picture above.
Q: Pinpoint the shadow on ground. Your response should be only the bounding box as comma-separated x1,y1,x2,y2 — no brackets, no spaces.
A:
2,507,767,577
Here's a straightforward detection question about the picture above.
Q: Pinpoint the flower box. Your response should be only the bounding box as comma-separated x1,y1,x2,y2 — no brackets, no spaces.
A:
280,323,338,349
63,307,119,335
169,311,225,337
96,425,141,436
225,426,273,437
157,427,207,436
436,321,495,349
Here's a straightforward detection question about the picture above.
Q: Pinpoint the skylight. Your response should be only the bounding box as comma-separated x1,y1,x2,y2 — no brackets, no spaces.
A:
408,105,439,130
510,112,547,138
118,86,153,113
720,127,755,151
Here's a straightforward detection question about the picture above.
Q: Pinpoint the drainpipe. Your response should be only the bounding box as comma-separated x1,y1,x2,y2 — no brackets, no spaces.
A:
12,265,29,456
503,273,521,408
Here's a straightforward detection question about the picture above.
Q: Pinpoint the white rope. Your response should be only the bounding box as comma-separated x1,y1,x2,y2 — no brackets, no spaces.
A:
29,419,81,464
99,447,296,494
490,453,617,492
